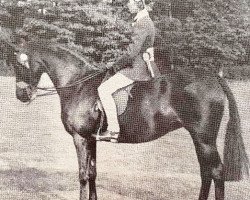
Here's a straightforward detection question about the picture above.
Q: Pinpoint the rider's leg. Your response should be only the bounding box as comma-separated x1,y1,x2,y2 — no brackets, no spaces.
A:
98,72,134,132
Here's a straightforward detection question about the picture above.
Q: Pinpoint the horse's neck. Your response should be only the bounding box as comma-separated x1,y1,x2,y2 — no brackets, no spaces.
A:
44,56,94,88
43,56,106,103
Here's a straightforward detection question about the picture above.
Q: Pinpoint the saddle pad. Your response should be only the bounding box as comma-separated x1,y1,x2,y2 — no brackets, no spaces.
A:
113,84,134,116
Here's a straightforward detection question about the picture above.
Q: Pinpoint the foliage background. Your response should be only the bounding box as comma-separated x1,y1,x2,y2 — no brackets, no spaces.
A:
0,0,250,79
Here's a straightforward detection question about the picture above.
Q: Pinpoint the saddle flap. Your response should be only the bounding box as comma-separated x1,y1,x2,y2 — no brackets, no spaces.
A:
113,84,134,116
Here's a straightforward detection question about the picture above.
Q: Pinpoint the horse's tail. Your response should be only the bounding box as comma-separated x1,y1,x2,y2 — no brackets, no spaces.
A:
216,75,249,181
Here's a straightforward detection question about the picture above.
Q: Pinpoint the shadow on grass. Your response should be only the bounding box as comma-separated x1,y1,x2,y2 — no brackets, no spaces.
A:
0,167,78,193
97,172,200,200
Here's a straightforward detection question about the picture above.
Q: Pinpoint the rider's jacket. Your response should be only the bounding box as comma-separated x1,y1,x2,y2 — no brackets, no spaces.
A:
113,9,160,81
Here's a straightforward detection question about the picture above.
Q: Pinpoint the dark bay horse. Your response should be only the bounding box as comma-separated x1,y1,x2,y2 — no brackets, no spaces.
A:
4,40,249,200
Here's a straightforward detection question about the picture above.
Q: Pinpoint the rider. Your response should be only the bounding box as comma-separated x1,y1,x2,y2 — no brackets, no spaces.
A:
97,0,159,142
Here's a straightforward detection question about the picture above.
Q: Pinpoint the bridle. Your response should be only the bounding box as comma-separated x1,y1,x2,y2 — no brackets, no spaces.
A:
21,62,105,97
2,38,106,102
15,48,107,103
16,63,106,104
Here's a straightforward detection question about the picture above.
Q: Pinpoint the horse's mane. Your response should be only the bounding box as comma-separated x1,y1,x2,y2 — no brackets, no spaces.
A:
27,40,101,71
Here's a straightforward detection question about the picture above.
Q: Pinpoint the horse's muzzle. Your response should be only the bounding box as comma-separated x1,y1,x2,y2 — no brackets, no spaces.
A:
16,81,34,103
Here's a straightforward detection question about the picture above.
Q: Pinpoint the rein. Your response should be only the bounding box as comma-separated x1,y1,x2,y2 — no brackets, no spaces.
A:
25,66,106,103
26,69,106,103
36,69,105,92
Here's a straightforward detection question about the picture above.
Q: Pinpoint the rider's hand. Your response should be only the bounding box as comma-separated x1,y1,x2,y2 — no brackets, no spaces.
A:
106,62,114,69
106,62,116,75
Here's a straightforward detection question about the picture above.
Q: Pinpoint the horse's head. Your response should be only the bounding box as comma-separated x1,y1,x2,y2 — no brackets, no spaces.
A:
6,41,44,103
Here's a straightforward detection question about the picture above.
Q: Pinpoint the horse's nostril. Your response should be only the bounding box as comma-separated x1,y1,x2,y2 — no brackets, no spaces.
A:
16,90,30,102
16,93,30,102
16,83,32,103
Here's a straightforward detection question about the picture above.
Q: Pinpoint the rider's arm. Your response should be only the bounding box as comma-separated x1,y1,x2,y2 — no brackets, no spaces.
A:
112,24,148,71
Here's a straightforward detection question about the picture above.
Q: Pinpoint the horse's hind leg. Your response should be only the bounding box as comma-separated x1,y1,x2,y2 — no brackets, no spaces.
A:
184,101,225,200
73,133,97,200
190,136,224,200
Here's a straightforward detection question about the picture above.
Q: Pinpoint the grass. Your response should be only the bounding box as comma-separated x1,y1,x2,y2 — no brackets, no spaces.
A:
0,76,250,199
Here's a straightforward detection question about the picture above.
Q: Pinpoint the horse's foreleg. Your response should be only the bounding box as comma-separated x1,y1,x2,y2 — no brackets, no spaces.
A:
88,139,97,200
73,133,97,200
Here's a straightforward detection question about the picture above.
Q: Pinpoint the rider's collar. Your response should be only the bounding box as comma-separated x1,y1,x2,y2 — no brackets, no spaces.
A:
134,9,149,22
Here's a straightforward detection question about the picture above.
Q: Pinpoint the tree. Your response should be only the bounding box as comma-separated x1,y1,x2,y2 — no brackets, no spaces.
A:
0,0,131,64
152,0,250,76
0,0,250,78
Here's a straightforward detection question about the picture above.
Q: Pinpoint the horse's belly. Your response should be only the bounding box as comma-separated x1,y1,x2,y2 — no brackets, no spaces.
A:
118,118,182,143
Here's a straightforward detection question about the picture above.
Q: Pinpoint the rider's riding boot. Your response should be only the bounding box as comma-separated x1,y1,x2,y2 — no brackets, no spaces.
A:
96,130,119,143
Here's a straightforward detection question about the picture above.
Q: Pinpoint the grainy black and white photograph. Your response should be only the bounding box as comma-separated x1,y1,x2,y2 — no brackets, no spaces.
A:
0,0,250,199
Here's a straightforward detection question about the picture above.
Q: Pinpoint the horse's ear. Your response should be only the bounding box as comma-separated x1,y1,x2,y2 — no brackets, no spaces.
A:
15,37,28,48
13,32,28,48
19,38,27,48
